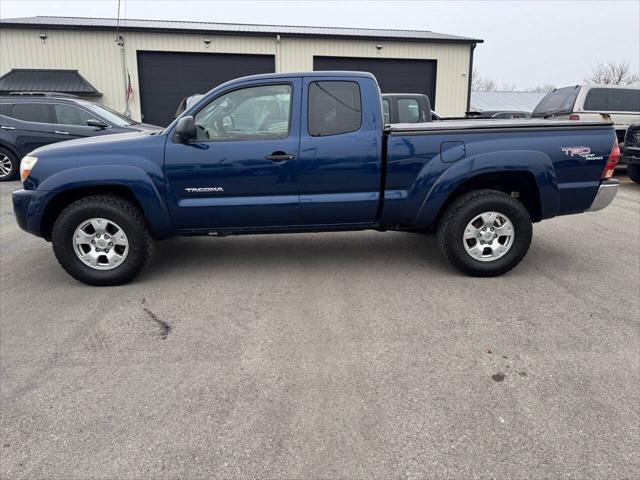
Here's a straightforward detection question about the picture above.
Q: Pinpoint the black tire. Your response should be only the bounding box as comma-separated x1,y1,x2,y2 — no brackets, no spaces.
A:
0,147,19,182
628,164,640,184
52,195,154,286
437,189,532,277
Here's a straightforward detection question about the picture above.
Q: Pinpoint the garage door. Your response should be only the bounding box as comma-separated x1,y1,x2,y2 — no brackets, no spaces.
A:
137,51,275,126
313,56,437,106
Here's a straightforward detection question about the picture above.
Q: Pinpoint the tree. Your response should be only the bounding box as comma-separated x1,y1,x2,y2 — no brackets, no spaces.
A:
525,84,556,93
471,68,498,92
585,61,640,85
500,83,517,91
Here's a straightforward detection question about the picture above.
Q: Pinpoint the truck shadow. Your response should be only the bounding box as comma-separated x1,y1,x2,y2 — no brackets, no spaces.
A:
145,231,453,277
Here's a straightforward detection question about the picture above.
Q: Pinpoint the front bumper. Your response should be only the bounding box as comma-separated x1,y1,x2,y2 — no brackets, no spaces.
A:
620,146,640,166
587,179,619,212
12,188,46,237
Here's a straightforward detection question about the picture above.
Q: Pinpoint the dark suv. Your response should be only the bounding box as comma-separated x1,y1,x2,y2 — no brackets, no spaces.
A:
622,122,640,184
0,93,161,181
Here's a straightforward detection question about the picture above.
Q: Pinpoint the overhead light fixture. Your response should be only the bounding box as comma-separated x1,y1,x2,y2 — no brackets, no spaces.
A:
38,33,47,44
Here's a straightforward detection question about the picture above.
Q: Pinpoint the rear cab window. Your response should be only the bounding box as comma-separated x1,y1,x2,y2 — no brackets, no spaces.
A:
382,98,390,124
397,98,421,123
308,81,361,136
583,88,640,112
532,86,579,117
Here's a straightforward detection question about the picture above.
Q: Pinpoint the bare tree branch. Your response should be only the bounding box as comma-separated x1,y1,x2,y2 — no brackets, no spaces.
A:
471,68,498,92
585,61,640,85
524,84,556,93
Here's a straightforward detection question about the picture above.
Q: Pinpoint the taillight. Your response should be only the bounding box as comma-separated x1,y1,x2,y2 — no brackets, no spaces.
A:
602,138,620,179
569,114,580,120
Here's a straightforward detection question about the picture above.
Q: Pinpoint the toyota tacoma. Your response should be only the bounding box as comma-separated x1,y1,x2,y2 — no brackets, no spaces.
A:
13,71,620,285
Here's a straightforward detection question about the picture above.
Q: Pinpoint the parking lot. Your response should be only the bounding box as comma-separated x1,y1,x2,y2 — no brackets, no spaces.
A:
0,176,638,479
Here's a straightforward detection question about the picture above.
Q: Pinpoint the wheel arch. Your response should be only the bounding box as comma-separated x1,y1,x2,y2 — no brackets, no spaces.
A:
33,165,173,240
435,171,543,226
413,150,558,228
0,141,19,160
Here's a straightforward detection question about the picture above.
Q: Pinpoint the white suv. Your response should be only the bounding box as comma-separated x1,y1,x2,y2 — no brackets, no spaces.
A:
532,84,640,146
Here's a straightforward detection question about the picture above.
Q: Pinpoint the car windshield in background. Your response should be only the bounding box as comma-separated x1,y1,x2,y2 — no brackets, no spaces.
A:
532,86,579,117
583,88,640,113
78,101,136,126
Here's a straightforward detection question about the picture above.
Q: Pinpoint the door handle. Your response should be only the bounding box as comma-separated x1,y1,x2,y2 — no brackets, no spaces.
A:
54,130,70,135
0,125,15,130
265,152,295,162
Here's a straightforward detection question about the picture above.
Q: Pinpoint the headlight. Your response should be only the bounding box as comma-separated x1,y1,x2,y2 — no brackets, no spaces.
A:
20,155,38,182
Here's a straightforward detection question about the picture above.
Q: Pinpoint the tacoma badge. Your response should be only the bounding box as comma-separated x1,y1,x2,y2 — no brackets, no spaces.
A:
185,187,224,193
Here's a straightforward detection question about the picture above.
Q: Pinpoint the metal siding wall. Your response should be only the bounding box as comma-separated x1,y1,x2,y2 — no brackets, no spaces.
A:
0,28,471,119
279,37,470,115
0,28,276,120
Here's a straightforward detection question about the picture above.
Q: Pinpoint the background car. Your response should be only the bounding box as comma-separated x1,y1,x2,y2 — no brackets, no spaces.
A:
0,92,162,181
531,84,640,145
621,121,640,183
381,93,433,124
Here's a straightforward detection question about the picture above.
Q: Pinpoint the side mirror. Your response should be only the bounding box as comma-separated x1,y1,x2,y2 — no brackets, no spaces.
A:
176,116,196,142
86,118,108,129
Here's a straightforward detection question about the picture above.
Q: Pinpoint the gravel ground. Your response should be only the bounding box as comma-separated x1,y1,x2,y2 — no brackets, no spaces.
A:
1,175,638,479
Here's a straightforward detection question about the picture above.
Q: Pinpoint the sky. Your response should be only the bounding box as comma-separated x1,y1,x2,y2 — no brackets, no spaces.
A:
1,0,639,90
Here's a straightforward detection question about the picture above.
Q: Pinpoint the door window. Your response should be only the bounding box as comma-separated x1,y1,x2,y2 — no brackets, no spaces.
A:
397,98,421,123
194,84,292,141
308,81,361,136
8,103,52,123
54,104,97,126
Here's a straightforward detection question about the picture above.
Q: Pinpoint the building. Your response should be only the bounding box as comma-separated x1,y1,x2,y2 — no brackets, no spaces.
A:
470,91,546,113
0,16,482,126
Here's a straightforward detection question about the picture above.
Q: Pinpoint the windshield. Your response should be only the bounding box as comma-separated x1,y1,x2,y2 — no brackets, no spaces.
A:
532,86,579,117
77,101,136,126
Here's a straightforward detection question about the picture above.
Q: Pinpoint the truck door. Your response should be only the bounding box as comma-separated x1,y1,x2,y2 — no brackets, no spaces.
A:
164,79,302,230
298,77,383,225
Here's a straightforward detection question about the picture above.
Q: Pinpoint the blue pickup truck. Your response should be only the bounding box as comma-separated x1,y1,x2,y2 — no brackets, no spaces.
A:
13,71,620,285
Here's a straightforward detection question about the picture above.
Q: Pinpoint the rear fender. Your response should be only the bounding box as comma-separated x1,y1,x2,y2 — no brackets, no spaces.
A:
413,150,558,227
36,165,173,238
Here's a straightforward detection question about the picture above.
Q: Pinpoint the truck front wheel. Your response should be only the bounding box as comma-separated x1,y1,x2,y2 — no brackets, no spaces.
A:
51,195,154,286
437,190,532,277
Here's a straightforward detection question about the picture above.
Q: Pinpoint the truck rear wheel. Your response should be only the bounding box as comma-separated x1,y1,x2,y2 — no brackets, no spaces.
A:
628,164,640,184
51,195,154,286
437,190,532,277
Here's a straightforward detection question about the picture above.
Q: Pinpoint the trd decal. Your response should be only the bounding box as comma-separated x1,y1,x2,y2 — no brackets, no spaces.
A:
560,146,603,161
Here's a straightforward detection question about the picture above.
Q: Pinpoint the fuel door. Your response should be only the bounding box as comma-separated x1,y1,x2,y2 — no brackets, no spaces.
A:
441,141,466,163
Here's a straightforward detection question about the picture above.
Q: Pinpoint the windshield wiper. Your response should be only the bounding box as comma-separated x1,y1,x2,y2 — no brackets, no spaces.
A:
541,109,570,119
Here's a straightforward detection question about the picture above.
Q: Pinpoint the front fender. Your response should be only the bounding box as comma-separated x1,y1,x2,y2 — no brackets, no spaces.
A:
34,165,173,238
413,149,558,227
